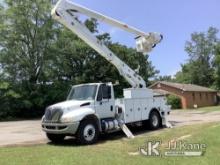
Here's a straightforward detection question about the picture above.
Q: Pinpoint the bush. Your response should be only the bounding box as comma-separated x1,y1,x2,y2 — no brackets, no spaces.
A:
0,81,71,121
167,95,182,109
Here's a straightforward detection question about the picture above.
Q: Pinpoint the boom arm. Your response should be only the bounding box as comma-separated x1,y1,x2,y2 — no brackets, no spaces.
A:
52,0,163,88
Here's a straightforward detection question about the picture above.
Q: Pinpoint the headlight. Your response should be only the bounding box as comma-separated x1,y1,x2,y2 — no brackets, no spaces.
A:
41,115,45,122
60,117,73,123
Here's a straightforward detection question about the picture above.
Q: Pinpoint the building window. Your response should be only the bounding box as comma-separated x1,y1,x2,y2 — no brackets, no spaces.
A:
200,93,202,100
215,95,217,103
192,93,195,101
206,93,208,100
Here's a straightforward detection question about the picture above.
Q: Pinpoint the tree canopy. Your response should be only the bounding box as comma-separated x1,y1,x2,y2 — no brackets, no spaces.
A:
214,44,220,89
0,0,158,120
175,27,220,89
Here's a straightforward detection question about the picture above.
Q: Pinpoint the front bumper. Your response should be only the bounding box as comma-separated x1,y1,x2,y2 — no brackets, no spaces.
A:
42,121,80,135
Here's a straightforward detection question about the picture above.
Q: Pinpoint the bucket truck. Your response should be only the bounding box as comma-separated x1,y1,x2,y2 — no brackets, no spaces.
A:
42,0,171,145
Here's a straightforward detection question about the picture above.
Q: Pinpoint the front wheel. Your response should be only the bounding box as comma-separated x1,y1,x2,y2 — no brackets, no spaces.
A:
148,111,161,130
76,120,99,145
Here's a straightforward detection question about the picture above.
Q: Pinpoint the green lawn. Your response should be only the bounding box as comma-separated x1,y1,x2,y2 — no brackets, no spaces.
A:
191,105,220,112
174,105,220,112
0,122,220,165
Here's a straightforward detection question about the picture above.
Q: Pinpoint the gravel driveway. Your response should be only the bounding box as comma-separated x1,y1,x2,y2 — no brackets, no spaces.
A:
0,110,220,147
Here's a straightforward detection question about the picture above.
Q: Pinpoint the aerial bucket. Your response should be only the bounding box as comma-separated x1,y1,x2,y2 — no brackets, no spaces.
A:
135,33,163,54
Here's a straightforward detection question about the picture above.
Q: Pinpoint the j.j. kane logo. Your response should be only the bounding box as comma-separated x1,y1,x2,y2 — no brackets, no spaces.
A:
139,140,206,157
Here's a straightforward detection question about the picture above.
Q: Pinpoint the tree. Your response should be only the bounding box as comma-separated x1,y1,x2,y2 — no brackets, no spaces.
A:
214,44,220,89
175,27,219,87
175,62,202,84
0,0,54,84
0,0,59,118
153,75,173,84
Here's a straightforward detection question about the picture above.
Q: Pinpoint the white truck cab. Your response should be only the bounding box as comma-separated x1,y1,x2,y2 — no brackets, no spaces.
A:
42,83,115,144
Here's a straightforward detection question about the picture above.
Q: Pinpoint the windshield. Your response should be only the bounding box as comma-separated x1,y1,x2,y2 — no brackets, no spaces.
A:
67,85,97,101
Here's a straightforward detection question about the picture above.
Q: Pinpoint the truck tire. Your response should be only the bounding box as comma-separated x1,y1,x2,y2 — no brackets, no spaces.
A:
148,111,161,130
76,120,99,145
46,133,65,143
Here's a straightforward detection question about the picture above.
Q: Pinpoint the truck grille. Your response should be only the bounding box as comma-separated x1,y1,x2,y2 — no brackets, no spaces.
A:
44,107,63,122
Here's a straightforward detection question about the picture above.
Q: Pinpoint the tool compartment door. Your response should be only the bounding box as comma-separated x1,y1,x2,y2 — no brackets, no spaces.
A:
134,99,142,122
124,99,134,123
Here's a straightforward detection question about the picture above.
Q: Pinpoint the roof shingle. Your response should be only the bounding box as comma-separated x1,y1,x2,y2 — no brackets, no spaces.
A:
151,81,217,92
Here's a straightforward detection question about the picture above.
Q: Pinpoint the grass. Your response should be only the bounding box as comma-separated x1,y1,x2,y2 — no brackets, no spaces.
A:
192,105,220,112
0,122,220,165
173,105,220,112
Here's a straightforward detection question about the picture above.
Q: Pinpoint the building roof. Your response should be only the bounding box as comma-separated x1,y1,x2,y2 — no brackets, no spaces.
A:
150,81,217,92
153,89,171,95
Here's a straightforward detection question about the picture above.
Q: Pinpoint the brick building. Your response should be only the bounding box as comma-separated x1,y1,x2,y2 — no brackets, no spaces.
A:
150,81,218,109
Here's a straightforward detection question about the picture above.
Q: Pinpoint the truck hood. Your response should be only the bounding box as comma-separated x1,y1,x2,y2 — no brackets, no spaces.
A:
48,100,93,112
44,100,95,123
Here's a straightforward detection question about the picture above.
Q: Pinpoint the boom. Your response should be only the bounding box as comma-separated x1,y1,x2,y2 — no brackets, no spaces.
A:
52,0,163,88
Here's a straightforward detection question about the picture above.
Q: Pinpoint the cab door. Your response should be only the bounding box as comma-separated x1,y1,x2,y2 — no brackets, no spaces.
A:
95,84,115,119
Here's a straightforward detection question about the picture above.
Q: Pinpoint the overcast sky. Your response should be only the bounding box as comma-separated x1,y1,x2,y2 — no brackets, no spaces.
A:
71,0,220,76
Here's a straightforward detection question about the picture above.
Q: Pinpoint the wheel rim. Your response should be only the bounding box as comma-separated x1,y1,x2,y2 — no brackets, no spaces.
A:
152,114,159,127
83,124,96,142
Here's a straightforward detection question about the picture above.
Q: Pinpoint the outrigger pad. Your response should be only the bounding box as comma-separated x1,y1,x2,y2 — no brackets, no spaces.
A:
165,121,173,128
162,117,173,128
119,123,135,139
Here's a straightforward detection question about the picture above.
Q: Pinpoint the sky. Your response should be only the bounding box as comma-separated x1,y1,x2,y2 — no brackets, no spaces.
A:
71,0,220,76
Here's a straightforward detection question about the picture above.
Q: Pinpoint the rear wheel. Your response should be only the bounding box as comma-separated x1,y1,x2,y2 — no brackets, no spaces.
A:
76,120,99,145
46,133,65,143
148,111,161,130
